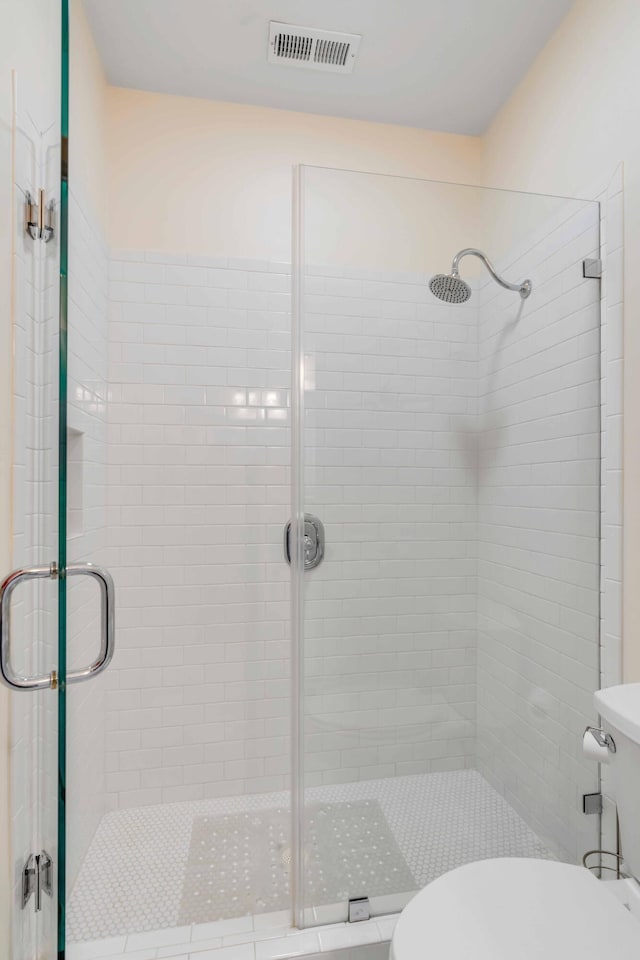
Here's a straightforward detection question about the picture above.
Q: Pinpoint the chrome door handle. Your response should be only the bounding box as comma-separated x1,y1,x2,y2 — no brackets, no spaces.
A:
0,563,59,690
0,561,115,691
66,563,115,685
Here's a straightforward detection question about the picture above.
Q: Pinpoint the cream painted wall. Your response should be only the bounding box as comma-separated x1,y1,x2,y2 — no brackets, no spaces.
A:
481,0,639,680
70,0,108,226
105,87,481,266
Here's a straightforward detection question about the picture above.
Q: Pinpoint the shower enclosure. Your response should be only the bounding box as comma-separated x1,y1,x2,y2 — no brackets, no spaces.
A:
291,166,602,927
2,9,603,959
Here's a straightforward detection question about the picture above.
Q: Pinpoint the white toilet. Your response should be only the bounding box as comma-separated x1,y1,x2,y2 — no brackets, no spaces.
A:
391,684,640,959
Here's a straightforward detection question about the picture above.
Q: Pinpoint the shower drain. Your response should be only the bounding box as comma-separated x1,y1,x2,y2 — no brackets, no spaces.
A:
279,846,311,868
281,847,292,867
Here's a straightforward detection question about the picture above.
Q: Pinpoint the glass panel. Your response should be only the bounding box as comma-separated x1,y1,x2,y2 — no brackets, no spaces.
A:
58,0,70,953
63,258,294,940
64,11,292,952
0,1,63,957
294,165,601,925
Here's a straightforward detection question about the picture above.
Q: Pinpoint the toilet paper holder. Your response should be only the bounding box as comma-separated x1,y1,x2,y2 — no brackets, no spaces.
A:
585,726,617,754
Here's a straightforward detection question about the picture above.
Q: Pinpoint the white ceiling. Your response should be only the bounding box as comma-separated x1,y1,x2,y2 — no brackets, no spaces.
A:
84,0,573,135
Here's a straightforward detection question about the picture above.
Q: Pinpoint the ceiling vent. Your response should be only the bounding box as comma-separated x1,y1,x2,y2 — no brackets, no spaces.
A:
267,22,361,74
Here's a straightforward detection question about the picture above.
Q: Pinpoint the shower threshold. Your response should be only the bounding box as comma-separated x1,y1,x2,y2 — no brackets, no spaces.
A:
67,769,554,959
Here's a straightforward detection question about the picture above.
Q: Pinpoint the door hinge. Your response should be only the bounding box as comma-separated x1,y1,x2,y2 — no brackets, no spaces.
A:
24,189,55,243
583,792,603,815
583,258,602,279
22,850,53,911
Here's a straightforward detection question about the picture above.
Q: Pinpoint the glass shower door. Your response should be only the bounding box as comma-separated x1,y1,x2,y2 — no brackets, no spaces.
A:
0,1,64,957
292,165,602,927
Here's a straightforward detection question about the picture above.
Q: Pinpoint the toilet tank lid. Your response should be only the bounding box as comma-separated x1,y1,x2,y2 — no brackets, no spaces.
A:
595,683,640,743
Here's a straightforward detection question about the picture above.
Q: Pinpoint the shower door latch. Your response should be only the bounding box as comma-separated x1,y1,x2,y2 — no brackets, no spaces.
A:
284,514,325,570
22,850,52,912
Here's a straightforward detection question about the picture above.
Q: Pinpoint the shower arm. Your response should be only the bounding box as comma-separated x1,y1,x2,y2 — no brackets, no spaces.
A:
451,248,532,299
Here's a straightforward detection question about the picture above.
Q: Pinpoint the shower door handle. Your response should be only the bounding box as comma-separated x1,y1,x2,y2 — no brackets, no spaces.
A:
0,563,59,690
66,563,115,685
0,561,115,691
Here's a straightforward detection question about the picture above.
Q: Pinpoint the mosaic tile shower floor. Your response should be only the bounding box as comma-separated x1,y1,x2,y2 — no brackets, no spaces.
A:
68,769,553,942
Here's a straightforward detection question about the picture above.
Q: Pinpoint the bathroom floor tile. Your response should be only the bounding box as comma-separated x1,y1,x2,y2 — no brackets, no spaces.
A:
68,770,552,943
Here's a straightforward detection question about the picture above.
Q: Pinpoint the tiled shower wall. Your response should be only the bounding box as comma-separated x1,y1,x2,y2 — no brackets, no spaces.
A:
302,271,477,784
104,256,479,807
104,254,292,808
66,188,110,883
475,199,602,863
104,232,604,825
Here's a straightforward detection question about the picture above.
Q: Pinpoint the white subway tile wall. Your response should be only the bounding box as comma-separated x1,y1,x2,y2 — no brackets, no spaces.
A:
475,199,602,862
105,254,292,808
105,227,603,873
67,187,110,884
301,270,478,786
105,254,483,806
600,171,624,689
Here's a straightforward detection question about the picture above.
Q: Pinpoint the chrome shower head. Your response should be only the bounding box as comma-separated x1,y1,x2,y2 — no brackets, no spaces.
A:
429,248,532,304
428,273,472,304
